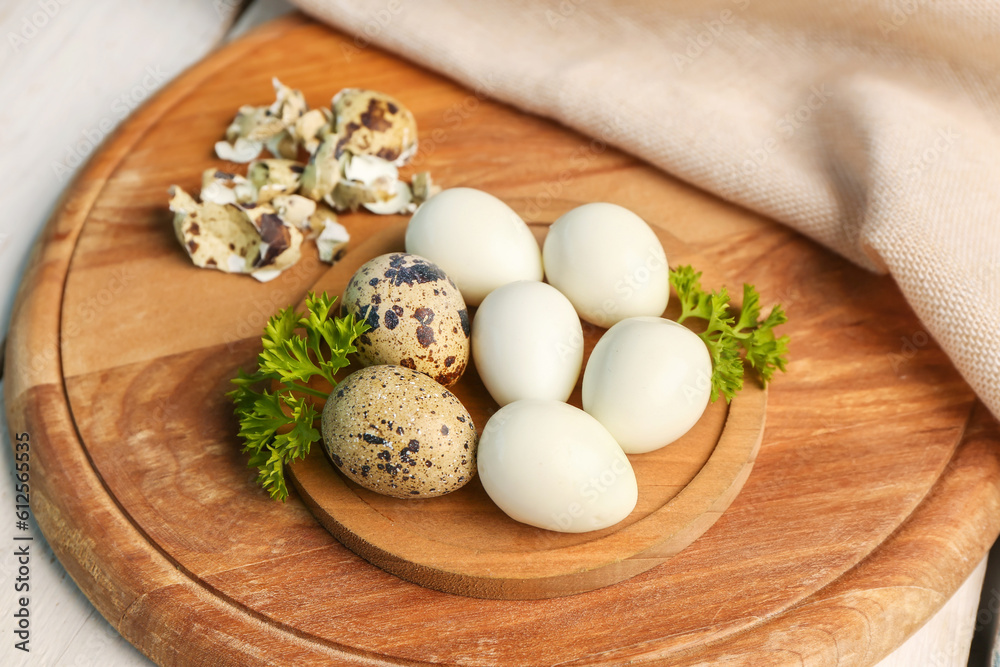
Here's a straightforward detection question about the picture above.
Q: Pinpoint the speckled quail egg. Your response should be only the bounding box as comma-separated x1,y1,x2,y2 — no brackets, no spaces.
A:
332,88,418,166
344,253,470,387
321,365,478,498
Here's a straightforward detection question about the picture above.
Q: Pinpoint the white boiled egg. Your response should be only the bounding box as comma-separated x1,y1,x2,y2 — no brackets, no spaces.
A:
472,281,583,406
583,317,711,454
405,188,543,306
477,399,638,533
543,203,669,328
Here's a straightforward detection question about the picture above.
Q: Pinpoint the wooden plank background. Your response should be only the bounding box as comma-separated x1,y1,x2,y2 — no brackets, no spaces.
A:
0,1,994,665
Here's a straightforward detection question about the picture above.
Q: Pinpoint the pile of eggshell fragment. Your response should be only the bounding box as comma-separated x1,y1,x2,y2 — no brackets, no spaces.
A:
168,79,439,282
331,187,715,534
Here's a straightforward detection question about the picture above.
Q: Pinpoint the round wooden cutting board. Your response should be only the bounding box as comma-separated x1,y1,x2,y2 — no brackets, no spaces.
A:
6,14,1000,667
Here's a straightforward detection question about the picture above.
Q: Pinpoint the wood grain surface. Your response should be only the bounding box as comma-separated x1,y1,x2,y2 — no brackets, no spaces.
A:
288,221,765,599
5,15,1000,666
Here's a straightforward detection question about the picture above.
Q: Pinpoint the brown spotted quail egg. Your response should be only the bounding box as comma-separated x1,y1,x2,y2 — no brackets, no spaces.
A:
331,88,418,166
344,253,470,386
321,365,477,498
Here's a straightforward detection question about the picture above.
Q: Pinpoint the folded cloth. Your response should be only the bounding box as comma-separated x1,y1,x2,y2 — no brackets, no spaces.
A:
293,0,1000,419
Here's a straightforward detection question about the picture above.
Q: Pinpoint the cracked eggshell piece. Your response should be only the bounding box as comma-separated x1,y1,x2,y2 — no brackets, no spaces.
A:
251,211,303,274
225,105,283,144
236,201,275,228
299,135,342,201
268,77,308,126
216,80,306,163
306,202,339,240
250,268,283,283
265,129,299,160
325,179,376,212
168,186,261,274
411,172,440,207
260,80,308,159
344,153,399,185
316,216,350,263
167,185,199,219
224,105,266,142
200,169,257,205
230,202,304,276
331,88,418,166
295,107,332,154
327,153,411,214
405,188,543,306
215,136,264,163
269,194,316,231
248,159,305,202
364,179,412,215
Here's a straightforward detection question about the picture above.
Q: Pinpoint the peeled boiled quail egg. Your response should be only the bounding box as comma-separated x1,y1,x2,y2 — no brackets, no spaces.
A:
405,188,543,306
477,399,638,533
582,317,712,454
472,280,583,406
543,202,669,328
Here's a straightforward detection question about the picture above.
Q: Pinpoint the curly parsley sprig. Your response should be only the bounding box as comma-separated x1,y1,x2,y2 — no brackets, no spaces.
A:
669,266,789,404
227,292,369,501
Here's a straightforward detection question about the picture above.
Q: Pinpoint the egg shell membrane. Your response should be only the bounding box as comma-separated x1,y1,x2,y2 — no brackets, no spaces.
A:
345,253,470,387
321,366,477,498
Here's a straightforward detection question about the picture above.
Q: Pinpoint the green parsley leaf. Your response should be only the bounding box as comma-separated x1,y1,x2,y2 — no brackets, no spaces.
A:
227,292,368,501
669,265,790,403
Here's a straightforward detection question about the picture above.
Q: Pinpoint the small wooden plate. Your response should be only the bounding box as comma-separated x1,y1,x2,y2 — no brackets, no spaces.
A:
288,220,766,599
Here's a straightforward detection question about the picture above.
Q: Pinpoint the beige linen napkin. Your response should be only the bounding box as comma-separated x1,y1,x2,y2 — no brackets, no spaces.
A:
293,0,1000,419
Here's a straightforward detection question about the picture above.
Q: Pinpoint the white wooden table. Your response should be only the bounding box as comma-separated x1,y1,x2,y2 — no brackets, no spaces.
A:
0,1,991,665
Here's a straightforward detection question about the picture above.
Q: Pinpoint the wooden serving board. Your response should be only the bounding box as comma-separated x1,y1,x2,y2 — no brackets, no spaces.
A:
6,14,1000,666
288,221,765,600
